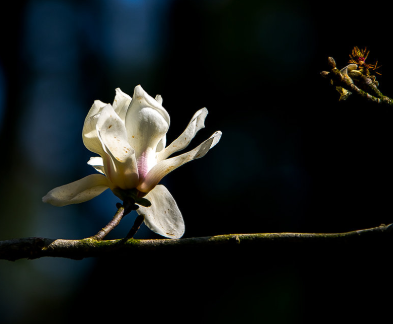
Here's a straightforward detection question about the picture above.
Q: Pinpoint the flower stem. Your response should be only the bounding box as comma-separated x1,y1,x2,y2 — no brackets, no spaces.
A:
90,198,138,240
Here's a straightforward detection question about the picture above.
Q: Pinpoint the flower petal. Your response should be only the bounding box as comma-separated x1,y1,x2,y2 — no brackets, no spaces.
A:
113,88,131,121
96,104,139,189
157,108,208,162
82,100,109,156
138,131,222,193
125,85,170,158
87,157,105,175
137,185,184,239
42,174,109,207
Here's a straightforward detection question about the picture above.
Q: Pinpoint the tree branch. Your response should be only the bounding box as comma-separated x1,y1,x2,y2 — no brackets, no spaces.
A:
1,223,392,261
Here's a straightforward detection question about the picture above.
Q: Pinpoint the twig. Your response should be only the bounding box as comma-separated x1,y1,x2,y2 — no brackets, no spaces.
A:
1,223,392,261
125,215,145,239
321,57,393,105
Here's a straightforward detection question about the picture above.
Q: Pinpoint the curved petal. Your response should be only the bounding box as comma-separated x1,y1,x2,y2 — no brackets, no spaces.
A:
82,100,108,156
138,131,222,193
137,185,184,239
42,174,109,207
96,104,139,189
125,85,170,159
157,108,208,162
113,88,131,121
87,156,105,174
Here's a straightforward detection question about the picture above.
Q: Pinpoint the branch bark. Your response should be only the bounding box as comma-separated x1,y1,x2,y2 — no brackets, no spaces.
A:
1,223,392,261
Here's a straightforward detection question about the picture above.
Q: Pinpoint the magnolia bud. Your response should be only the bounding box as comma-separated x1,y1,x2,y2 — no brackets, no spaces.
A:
328,57,336,68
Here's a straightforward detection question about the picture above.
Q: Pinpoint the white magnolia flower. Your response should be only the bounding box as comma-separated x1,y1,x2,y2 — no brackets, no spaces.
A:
43,85,222,239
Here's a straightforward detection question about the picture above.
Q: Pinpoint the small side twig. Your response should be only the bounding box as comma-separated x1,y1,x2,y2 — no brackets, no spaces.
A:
125,215,145,239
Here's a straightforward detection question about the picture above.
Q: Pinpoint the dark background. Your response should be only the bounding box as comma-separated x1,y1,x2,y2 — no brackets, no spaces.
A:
0,0,392,323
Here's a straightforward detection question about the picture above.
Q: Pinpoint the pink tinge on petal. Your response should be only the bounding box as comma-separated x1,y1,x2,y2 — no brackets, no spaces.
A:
137,148,157,183
137,151,149,181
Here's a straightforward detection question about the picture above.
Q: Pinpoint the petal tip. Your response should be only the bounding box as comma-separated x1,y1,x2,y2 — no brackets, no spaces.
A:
42,193,63,207
210,131,222,148
165,231,184,239
195,107,208,119
134,85,144,97
93,99,107,107
115,87,131,98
